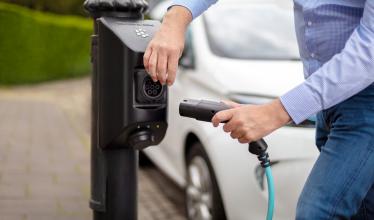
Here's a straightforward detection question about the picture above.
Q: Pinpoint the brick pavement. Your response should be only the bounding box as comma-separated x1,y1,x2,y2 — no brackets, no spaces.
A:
0,78,185,220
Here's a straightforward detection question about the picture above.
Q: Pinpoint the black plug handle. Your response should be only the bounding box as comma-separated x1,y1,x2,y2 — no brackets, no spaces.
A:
248,139,268,156
179,99,268,156
179,99,231,122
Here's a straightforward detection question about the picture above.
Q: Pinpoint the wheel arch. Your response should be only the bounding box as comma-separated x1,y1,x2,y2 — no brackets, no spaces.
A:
184,132,200,165
183,132,228,220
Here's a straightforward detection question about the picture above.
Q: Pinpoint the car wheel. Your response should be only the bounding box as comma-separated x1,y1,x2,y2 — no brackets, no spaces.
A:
185,142,227,220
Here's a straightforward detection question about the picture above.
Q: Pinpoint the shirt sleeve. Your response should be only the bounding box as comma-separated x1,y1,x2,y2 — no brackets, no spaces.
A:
280,0,374,124
170,0,218,19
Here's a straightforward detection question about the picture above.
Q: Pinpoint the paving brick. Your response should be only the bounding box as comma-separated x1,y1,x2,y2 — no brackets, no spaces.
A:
0,199,58,215
57,200,90,215
0,173,54,186
28,162,78,175
55,174,89,187
27,183,86,199
0,214,25,220
26,214,91,220
0,162,28,173
0,184,26,199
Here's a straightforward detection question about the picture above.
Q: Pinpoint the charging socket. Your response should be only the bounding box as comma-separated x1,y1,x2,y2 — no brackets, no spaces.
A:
135,69,167,107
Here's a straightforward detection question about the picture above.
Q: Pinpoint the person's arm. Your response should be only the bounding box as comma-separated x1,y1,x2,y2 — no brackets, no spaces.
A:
172,0,218,19
211,1,374,144
280,0,374,124
144,0,217,85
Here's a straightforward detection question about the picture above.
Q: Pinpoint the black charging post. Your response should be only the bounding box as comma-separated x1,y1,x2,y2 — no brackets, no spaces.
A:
84,1,168,219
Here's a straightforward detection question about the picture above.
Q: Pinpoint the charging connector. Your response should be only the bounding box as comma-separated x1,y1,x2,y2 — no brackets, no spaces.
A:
179,99,275,220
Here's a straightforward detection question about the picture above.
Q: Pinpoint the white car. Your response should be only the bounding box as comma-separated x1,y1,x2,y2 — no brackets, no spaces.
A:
144,0,318,219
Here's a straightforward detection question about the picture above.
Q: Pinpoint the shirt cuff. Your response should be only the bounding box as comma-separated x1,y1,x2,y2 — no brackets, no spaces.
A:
280,83,322,124
170,0,208,19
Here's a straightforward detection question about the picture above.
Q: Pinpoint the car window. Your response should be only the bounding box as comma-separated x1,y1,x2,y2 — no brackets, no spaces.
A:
204,4,300,60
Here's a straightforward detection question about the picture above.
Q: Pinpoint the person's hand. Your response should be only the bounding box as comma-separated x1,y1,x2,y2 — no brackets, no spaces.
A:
144,6,192,86
212,99,291,143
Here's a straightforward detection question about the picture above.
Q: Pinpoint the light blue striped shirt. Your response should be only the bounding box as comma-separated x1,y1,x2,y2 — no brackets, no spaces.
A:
171,0,374,124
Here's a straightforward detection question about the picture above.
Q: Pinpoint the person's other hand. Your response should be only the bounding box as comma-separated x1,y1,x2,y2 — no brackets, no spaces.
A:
144,6,192,86
212,99,291,143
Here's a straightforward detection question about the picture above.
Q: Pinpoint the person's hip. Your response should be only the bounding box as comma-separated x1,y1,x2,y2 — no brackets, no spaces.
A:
321,84,374,130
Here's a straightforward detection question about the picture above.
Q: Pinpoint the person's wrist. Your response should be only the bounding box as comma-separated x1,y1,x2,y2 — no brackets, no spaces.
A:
267,99,291,127
163,5,192,31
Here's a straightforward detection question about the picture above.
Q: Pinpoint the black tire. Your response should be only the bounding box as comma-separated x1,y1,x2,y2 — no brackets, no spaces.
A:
185,142,227,220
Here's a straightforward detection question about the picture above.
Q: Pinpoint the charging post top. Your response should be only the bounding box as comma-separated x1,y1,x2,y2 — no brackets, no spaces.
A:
84,0,148,19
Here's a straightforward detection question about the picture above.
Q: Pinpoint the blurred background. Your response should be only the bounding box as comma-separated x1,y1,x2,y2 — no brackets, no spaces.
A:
0,0,318,220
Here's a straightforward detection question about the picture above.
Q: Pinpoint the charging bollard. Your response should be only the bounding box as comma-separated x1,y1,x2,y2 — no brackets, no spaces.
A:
84,1,168,220
94,18,167,150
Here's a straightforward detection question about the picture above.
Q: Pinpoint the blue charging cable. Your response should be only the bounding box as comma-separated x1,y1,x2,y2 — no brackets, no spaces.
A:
265,166,275,220
249,141,275,220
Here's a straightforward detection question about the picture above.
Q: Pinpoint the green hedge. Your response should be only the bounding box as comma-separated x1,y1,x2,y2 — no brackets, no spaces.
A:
0,2,93,84
0,0,86,16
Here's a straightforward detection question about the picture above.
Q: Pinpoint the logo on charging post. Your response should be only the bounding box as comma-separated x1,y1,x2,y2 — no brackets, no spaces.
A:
135,28,149,38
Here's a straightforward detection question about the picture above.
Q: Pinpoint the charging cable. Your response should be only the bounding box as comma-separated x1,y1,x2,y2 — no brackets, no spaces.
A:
248,140,275,220
265,166,275,220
